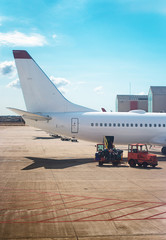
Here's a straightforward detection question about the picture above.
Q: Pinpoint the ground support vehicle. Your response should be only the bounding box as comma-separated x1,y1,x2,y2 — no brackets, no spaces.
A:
95,144,123,166
128,143,158,168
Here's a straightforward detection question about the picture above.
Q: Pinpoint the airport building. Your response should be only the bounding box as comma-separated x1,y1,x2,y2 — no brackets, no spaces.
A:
148,86,166,112
116,95,148,112
116,86,166,112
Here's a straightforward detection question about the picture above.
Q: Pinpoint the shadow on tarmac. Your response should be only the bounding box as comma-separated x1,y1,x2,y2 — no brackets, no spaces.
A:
22,157,94,170
33,136,56,140
22,157,163,171
98,164,162,170
97,157,162,169
97,164,129,168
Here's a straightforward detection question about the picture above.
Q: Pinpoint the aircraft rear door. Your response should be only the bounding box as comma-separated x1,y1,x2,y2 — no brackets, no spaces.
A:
71,118,79,133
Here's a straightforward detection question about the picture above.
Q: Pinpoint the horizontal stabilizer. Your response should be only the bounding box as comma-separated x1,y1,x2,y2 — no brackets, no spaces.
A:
7,107,52,121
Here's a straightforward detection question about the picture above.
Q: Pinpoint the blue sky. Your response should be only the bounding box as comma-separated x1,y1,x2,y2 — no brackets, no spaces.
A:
1,0,166,114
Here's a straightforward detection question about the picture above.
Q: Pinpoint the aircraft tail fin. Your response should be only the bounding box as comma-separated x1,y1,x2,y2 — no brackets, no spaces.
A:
13,50,95,113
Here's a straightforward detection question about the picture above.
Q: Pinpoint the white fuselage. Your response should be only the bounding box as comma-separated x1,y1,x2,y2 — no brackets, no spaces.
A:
12,51,166,148
25,111,166,145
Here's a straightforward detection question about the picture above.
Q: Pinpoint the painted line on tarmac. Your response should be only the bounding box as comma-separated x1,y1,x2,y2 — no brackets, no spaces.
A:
0,189,166,223
3,198,112,223
39,200,126,223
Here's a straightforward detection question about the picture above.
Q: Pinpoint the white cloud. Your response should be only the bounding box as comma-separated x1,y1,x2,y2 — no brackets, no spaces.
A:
52,34,57,39
50,76,70,87
94,86,104,95
0,31,47,47
0,61,16,76
58,86,68,95
50,76,70,95
138,91,147,95
6,75,70,92
7,79,20,89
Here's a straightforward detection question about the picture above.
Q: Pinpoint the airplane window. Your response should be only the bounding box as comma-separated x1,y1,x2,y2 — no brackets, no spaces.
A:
95,123,98,127
104,123,107,127
100,123,103,127
122,123,125,127
91,123,94,127
109,123,112,127
126,123,129,127
149,124,152,127
145,124,147,127
163,124,165,127
113,123,116,127
154,124,156,127
118,123,120,127
140,124,143,127
158,124,161,127
135,123,138,127
130,123,133,127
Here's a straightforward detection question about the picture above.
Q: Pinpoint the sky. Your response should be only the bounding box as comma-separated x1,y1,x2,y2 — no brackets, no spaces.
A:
1,0,166,115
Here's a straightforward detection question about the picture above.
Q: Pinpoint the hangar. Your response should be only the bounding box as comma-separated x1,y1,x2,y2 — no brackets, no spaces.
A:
148,86,166,112
116,95,148,112
116,86,166,113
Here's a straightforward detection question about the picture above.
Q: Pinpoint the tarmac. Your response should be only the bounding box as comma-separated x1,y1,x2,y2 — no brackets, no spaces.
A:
0,125,166,240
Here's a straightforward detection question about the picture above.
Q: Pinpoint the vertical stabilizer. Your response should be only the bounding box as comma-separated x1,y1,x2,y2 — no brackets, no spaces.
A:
13,50,95,113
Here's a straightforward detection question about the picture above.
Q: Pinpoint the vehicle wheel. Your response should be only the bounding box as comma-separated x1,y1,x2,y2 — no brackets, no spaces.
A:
152,165,156,168
161,147,166,155
138,163,142,167
99,161,103,166
143,162,148,168
129,159,136,167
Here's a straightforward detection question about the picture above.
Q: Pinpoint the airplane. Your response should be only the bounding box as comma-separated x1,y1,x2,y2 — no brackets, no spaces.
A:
8,50,166,154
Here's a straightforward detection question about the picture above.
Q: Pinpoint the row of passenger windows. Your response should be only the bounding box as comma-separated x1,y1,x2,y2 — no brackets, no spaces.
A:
91,123,166,128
